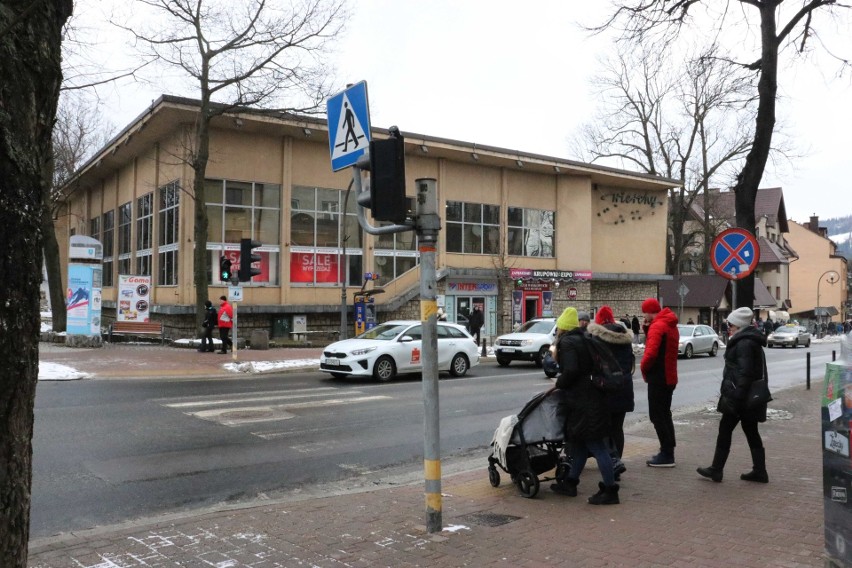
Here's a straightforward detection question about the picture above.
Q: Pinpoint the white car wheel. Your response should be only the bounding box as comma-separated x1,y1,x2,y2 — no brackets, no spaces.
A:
373,356,396,382
449,353,469,377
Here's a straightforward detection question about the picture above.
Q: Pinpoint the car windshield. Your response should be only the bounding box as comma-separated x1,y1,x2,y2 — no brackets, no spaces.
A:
678,325,696,336
517,320,554,334
774,327,797,335
356,323,409,340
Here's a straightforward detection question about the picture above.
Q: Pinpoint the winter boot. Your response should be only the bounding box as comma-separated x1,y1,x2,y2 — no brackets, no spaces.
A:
740,447,769,483
550,477,579,497
646,450,675,468
697,446,729,482
588,482,620,505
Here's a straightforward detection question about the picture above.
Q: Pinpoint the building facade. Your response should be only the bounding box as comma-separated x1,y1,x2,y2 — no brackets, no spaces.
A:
57,96,679,341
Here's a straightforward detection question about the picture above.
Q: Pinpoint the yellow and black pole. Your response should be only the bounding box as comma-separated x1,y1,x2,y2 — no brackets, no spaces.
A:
415,178,442,532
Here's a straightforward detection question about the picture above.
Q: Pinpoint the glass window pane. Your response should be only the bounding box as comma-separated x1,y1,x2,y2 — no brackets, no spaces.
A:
255,183,280,208
446,201,462,222
290,212,315,246
291,186,315,211
343,215,362,248
483,204,500,225
348,255,362,287
317,188,339,216
254,209,280,243
483,225,501,254
446,223,462,253
225,208,251,243
205,179,223,204
225,181,252,206
396,229,416,251
207,205,223,242
508,227,523,255
508,207,523,226
316,214,339,247
463,225,482,254
396,255,417,277
463,202,481,223
375,231,395,250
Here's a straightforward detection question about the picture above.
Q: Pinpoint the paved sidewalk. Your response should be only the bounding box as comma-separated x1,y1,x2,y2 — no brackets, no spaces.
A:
29,354,827,567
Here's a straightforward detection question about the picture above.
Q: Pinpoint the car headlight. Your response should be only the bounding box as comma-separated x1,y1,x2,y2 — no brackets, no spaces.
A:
520,339,533,346
495,339,503,346
350,346,377,356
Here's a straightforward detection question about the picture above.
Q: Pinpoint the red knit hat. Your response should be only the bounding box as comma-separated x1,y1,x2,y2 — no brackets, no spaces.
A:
595,305,615,325
641,298,662,314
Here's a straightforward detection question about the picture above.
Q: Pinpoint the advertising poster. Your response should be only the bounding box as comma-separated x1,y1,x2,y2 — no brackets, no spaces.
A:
512,290,523,330
219,249,272,283
542,291,553,317
290,252,341,283
67,264,101,336
117,275,152,322
822,361,852,565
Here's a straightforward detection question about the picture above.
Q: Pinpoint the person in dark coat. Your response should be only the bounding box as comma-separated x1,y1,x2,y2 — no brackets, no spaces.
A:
697,307,769,483
550,307,619,505
198,300,217,352
587,306,635,480
468,306,484,344
631,315,641,344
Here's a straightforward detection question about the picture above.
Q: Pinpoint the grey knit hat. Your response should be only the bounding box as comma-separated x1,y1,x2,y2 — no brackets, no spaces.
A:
727,307,754,328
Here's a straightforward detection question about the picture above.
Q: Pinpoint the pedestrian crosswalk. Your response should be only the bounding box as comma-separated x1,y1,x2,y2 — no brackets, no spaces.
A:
160,387,392,435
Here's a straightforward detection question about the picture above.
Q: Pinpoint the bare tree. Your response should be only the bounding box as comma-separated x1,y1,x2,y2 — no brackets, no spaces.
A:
120,0,346,331
573,44,755,275
594,0,851,308
43,93,115,332
0,2,73,564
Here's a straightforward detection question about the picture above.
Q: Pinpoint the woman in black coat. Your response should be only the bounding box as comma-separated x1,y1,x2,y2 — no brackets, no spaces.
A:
697,307,769,483
586,305,635,477
550,307,618,505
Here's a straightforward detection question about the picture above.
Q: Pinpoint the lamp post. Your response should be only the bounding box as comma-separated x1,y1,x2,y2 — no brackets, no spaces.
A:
816,270,840,338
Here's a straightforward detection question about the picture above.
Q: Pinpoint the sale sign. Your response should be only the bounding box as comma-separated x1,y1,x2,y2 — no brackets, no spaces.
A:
290,252,341,283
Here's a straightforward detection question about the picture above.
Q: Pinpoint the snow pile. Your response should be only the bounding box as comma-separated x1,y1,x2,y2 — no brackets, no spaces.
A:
39,362,90,381
225,359,319,373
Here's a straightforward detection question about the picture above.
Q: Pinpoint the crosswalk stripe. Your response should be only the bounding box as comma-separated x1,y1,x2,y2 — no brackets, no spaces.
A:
164,389,363,409
187,395,392,426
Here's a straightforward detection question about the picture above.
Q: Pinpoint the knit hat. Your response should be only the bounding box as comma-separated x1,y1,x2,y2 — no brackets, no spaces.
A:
595,305,615,325
641,298,661,314
578,311,591,322
727,307,754,329
556,307,579,331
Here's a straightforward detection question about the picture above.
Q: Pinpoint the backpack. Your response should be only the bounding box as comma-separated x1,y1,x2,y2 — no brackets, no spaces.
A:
583,332,626,392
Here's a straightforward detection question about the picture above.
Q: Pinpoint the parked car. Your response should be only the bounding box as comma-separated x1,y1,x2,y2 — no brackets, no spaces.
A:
493,318,557,368
677,324,721,359
319,320,480,382
767,325,811,348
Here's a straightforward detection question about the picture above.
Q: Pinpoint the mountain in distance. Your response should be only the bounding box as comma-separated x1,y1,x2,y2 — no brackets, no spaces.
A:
824,214,852,261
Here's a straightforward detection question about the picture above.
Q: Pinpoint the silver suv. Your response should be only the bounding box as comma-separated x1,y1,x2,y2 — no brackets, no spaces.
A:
494,318,557,368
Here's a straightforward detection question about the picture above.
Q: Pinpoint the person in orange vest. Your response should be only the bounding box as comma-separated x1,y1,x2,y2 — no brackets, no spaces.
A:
217,295,234,354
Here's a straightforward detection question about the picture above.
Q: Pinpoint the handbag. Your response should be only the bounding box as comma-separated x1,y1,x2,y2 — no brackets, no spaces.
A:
745,351,772,409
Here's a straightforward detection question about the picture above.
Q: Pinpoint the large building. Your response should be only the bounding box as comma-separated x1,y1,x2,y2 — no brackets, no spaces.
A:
56,95,680,342
786,216,848,327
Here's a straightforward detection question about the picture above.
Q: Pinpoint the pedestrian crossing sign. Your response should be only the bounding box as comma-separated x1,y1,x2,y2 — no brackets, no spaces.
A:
327,81,372,171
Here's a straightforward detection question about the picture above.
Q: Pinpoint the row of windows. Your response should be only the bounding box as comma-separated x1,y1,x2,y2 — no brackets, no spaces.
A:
86,182,557,289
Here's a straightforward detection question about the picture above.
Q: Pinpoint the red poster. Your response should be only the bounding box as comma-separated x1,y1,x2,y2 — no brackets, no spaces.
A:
221,250,271,282
290,252,341,283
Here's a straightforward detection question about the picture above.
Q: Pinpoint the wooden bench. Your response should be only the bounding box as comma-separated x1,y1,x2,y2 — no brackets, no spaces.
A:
109,321,164,344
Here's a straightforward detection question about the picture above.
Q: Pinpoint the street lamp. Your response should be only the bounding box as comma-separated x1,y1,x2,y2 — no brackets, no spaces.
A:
816,270,840,338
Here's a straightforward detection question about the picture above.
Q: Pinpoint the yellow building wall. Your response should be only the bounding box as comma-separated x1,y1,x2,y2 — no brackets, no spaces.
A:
787,221,847,322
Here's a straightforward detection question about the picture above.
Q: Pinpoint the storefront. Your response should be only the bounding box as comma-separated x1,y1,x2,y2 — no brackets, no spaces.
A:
508,269,592,328
441,278,498,338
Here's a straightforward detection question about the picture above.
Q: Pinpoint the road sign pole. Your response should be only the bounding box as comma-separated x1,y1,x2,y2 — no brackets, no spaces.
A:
232,302,238,361
415,178,442,534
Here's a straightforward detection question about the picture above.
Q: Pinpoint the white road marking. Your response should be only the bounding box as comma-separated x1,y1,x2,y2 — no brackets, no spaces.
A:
188,396,391,426
165,388,363,408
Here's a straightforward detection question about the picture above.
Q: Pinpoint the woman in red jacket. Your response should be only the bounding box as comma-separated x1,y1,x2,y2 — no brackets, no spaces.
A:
639,298,680,468
217,295,233,354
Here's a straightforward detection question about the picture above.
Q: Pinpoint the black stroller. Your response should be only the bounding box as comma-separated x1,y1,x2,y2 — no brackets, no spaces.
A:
487,388,570,498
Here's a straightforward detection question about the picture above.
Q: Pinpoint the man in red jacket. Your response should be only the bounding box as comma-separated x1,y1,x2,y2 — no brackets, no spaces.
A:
217,295,234,354
640,298,680,467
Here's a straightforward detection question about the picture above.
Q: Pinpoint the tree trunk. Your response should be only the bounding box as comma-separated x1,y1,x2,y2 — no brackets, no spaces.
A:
192,99,212,335
0,2,72,565
733,4,779,310
42,202,66,332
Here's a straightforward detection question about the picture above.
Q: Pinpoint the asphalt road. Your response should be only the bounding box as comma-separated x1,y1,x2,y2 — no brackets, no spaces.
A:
31,341,839,539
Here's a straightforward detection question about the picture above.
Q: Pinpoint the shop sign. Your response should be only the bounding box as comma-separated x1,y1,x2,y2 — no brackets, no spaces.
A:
568,287,578,300
447,280,498,295
509,268,592,281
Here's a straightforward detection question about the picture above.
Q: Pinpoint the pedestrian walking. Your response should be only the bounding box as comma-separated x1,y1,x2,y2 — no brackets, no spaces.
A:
631,315,641,344
198,300,217,352
587,305,635,481
578,311,591,329
217,295,233,354
639,298,680,468
697,307,770,483
468,306,484,345
549,307,619,505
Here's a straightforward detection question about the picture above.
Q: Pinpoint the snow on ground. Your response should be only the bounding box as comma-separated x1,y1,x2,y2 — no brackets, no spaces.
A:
39,362,90,381
225,359,321,373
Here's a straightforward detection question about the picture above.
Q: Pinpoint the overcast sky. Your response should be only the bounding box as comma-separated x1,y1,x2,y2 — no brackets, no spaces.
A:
72,0,851,225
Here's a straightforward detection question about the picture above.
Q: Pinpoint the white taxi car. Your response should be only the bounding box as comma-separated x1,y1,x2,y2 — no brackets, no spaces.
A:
493,318,557,368
319,320,480,382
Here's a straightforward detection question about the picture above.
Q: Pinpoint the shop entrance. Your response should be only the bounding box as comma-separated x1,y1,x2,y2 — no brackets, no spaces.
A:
524,294,540,321
455,295,485,330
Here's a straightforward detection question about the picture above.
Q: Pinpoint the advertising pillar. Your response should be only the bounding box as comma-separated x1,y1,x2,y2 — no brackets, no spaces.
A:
823,338,852,565
66,236,103,347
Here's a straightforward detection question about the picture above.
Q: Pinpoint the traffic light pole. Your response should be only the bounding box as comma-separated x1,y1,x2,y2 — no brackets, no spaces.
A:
351,163,443,533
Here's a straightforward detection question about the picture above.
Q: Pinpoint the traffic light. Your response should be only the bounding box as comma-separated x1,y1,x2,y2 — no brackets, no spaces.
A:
239,238,262,282
219,256,232,282
368,126,407,224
